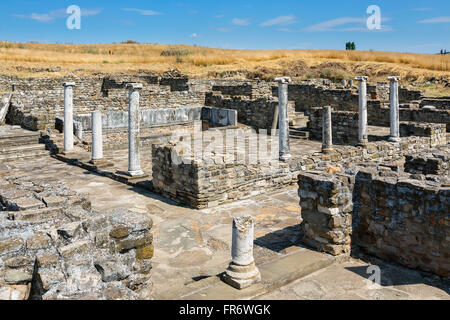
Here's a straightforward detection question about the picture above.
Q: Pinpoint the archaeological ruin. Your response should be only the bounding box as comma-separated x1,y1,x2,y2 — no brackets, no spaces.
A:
0,70,448,300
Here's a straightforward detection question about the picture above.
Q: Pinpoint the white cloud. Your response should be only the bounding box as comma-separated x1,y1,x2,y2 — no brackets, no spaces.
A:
190,33,198,38
122,8,162,16
301,17,391,32
232,18,250,26
303,17,365,32
13,8,102,23
418,16,450,23
260,15,298,27
215,14,225,19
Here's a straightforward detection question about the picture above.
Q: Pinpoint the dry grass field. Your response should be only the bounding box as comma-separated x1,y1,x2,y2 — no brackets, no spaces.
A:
1,41,449,95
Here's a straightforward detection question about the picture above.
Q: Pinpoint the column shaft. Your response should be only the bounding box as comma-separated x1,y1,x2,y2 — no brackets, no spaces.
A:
91,111,103,161
322,106,333,153
127,83,144,176
276,78,291,161
63,82,75,153
355,77,368,146
388,77,401,142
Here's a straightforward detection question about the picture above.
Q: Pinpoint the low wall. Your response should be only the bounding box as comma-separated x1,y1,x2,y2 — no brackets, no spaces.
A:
353,169,449,277
151,135,294,209
420,98,450,110
404,147,449,175
298,167,450,277
308,108,359,145
367,102,450,131
151,125,447,209
205,92,281,130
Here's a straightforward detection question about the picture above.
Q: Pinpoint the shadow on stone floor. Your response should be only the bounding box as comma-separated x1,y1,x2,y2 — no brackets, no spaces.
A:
254,225,304,253
345,260,450,295
79,169,190,209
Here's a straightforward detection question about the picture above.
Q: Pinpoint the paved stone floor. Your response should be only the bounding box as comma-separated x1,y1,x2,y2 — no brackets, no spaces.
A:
256,257,450,300
3,140,449,300
4,156,304,297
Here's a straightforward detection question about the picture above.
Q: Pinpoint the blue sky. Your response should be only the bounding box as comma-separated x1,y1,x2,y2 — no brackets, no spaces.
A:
0,0,449,53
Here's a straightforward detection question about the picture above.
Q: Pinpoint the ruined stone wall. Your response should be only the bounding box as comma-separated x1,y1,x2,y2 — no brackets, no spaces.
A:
0,176,154,300
365,101,450,131
399,87,423,103
404,146,449,175
298,172,354,256
298,166,450,277
399,122,447,147
151,124,447,209
287,85,358,112
205,92,279,130
151,137,295,209
353,169,449,277
308,108,360,145
420,98,450,110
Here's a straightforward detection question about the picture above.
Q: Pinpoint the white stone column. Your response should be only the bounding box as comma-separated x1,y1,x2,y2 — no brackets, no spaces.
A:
224,216,261,290
388,76,401,142
322,106,333,153
91,110,103,162
355,76,368,146
126,83,144,176
63,82,75,153
275,77,291,161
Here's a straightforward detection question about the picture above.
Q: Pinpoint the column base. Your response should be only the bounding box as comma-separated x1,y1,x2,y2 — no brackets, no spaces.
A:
223,262,261,290
357,141,369,148
89,159,113,168
321,147,334,154
388,137,401,143
279,153,291,162
126,169,145,177
62,150,76,156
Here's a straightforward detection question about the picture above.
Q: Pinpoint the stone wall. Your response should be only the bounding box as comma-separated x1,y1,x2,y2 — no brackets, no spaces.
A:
366,101,450,131
205,92,281,130
404,147,449,175
353,169,449,277
298,172,354,256
297,165,450,277
420,98,450,110
151,123,447,209
0,176,154,300
151,132,295,209
308,108,360,145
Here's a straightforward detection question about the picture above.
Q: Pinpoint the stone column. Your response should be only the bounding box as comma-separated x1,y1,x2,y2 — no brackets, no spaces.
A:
355,76,368,146
91,110,103,163
388,76,401,142
63,82,75,153
275,77,291,161
224,216,261,290
126,83,144,177
322,106,333,153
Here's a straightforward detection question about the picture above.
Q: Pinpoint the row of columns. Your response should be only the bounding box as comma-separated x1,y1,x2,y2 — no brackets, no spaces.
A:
321,76,402,152
62,82,145,177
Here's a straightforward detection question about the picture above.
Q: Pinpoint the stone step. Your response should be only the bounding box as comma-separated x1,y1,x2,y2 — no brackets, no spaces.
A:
0,135,40,147
289,128,310,140
0,144,49,162
289,117,309,127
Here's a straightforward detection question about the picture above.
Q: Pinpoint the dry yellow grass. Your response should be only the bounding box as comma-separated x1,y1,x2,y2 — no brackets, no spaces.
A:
0,42,449,87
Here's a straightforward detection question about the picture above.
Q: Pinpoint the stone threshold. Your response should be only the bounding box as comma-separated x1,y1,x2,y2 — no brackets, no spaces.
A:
52,152,154,191
154,247,344,300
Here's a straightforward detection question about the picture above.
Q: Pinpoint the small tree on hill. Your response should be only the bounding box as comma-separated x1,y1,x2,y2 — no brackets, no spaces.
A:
346,42,356,50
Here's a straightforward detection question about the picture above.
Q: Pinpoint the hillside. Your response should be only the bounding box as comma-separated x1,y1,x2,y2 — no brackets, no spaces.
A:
1,42,449,96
